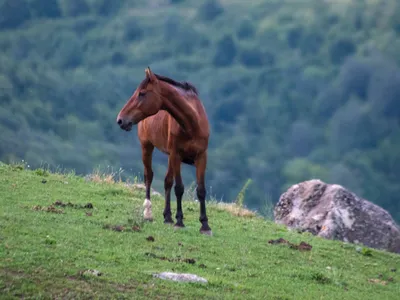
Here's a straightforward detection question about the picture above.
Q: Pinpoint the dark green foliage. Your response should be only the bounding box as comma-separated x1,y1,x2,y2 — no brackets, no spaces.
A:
286,121,318,157
286,26,303,48
330,37,356,64
213,96,244,125
111,51,126,65
0,0,31,29
1,0,400,223
299,31,324,55
92,0,125,16
197,0,223,21
52,31,83,68
239,48,275,68
29,0,62,18
73,17,98,33
124,19,143,41
213,34,236,67
339,57,371,99
236,19,255,40
60,0,90,17
367,62,400,118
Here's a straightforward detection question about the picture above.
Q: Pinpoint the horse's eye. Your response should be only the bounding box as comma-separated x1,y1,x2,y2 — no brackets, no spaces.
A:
138,91,146,98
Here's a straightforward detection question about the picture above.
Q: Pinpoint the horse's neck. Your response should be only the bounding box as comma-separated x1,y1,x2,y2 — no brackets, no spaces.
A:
160,85,200,136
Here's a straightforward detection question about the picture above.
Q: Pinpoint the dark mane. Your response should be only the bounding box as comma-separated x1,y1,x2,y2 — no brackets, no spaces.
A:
155,74,198,95
138,73,199,95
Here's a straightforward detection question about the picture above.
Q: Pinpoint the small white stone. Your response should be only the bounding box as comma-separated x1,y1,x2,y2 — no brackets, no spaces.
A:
83,269,102,277
153,272,207,284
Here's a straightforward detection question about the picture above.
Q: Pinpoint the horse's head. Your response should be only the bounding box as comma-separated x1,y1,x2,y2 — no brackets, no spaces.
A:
117,67,163,131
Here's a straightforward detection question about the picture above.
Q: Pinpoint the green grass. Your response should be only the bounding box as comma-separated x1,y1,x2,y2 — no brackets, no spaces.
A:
0,162,399,299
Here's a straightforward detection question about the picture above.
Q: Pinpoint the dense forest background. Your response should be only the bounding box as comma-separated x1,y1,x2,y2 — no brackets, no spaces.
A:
1,0,400,221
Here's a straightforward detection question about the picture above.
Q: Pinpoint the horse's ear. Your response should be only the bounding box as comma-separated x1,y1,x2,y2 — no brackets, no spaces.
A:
145,66,155,81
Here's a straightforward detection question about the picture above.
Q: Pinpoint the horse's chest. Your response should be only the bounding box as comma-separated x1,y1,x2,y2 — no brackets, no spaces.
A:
179,141,197,155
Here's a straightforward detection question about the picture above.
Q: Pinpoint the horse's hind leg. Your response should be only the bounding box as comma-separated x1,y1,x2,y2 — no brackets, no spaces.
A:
163,155,174,224
142,143,154,221
195,152,212,235
173,158,185,228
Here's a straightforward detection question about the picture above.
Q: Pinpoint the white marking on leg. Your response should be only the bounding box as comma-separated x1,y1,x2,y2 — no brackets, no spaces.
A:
143,198,153,221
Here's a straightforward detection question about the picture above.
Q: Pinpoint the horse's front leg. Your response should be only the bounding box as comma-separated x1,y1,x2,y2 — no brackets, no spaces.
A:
173,156,185,228
141,143,154,221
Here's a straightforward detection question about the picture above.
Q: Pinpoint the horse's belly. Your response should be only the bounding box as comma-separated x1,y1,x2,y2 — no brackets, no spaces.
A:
138,111,208,161
179,139,207,159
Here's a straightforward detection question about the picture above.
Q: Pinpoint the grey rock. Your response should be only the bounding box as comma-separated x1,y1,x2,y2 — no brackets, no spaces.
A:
153,272,208,284
129,183,162,197
274,179,400,253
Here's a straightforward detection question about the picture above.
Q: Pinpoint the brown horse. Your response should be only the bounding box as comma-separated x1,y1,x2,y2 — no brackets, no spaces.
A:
116,67,212,235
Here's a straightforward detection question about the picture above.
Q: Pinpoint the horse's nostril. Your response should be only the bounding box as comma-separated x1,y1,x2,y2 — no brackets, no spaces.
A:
117,119,123,125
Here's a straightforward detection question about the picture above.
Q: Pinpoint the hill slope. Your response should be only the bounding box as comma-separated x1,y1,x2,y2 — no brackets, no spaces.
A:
0,163,399,299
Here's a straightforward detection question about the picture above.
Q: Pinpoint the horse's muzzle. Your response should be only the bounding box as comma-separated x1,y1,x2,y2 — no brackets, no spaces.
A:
117,118,133,131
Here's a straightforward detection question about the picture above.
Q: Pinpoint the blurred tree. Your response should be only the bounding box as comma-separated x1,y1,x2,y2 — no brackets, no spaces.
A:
0,0,31,29
197,0,223,21
286,120,318,157
282,158,329,191
328,163,362,195
367,62,400,118
29,0,62,18
236,19,255,40
239,48,275,68
212,35,236,67
329,37,356,64
60,0,89,17
339,57,371,99
286,26,303,49
52,32,83,68
92,0,125,16
124,19,143,41
299,31,324,55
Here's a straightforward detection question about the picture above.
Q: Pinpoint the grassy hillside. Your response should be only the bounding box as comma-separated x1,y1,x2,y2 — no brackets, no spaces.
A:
0,162,399,299
1,0,400,221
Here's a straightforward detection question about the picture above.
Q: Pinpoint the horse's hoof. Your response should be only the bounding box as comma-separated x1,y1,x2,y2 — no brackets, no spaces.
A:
174,223,185,229
200,229,213,236
164,219,174,225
